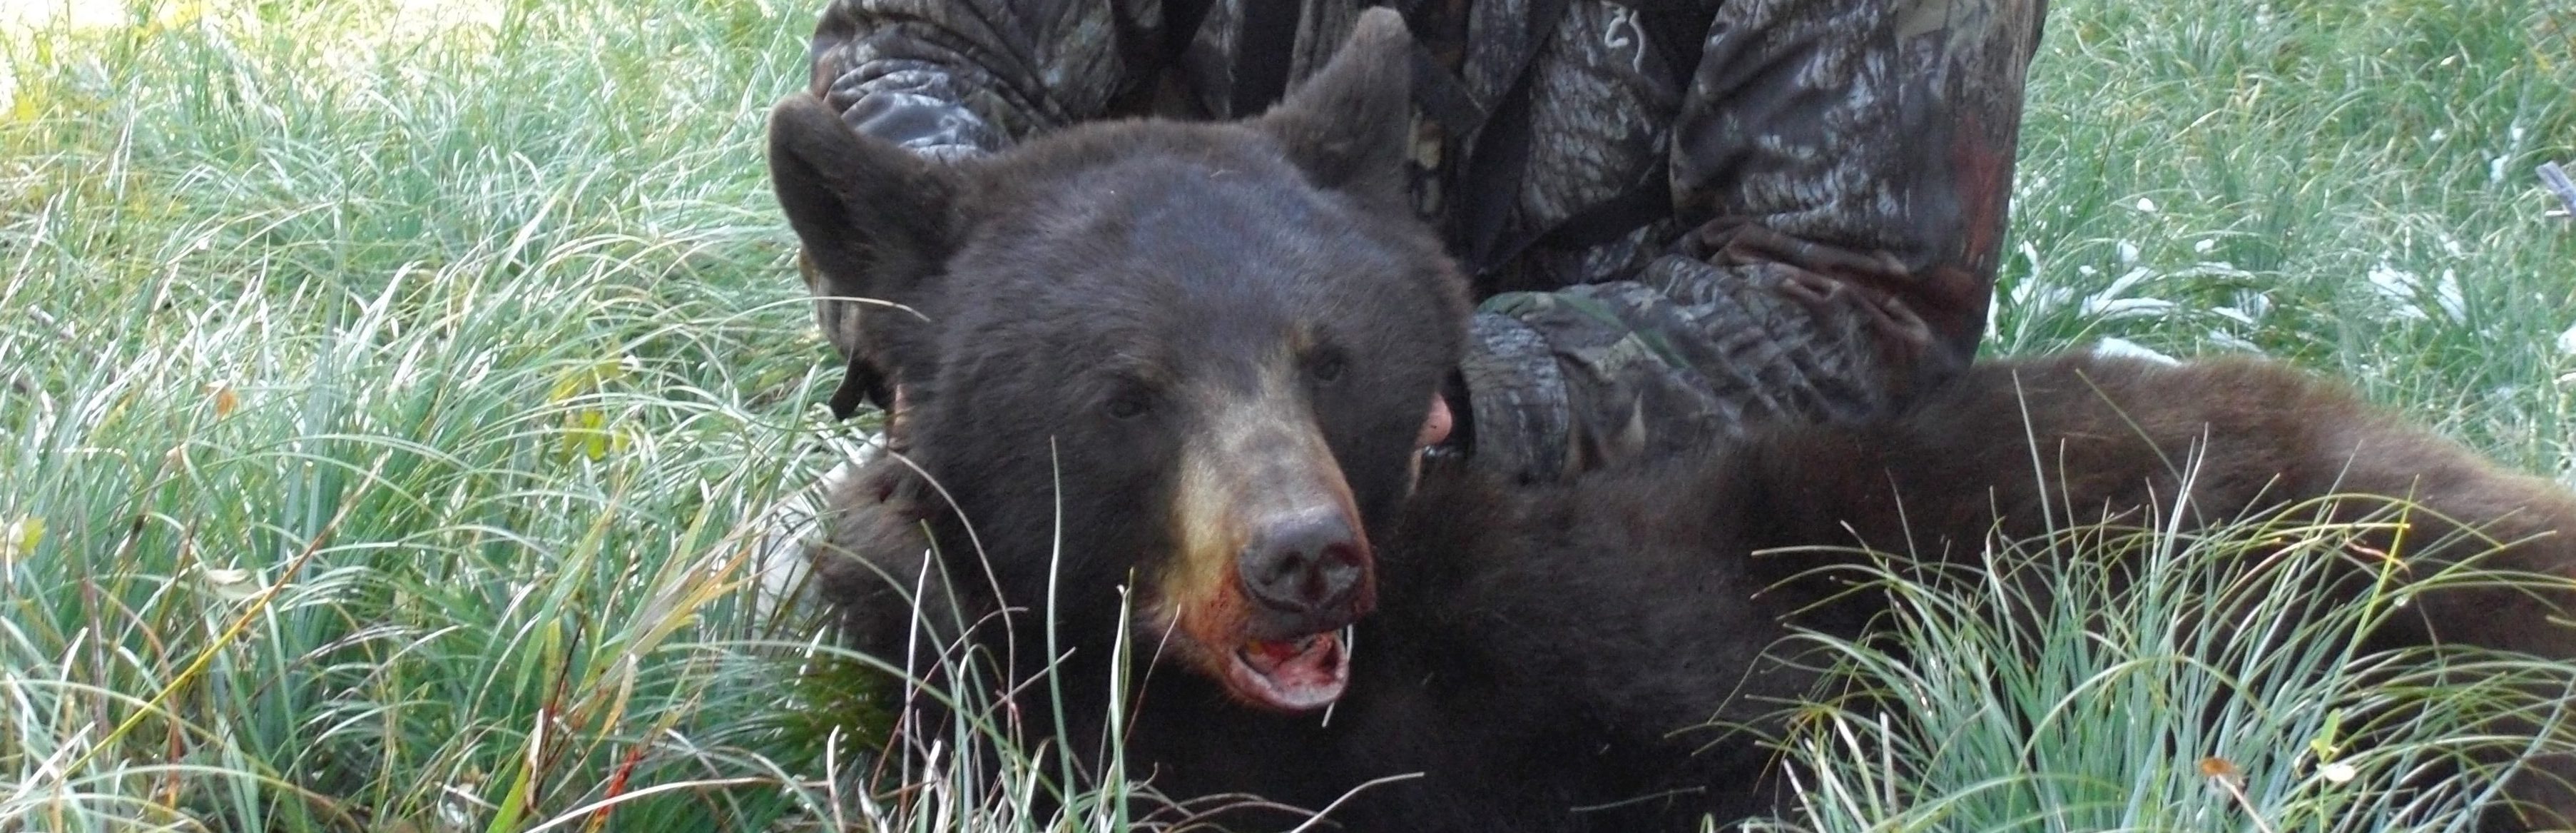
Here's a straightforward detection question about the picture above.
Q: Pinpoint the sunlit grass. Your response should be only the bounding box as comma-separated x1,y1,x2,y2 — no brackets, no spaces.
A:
1995,0,2576,467
1,0,855,828
1753,498,2576,833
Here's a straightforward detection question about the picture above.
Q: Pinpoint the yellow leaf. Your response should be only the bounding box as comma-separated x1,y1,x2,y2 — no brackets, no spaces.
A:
561,408,611,460
6,65,45,124
206,383,239,418
1,515,40,563
136,0,206,37
549,356,635,404
162,0,206,29
200,566,261,602
552,356,636,460
2199,756,2240,782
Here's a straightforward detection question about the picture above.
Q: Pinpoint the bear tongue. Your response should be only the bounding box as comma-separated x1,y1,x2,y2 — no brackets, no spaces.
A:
1231,632,1348,711
1241,635,1316,672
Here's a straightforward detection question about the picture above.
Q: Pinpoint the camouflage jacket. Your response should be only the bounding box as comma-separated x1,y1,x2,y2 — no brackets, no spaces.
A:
806,0,2047,483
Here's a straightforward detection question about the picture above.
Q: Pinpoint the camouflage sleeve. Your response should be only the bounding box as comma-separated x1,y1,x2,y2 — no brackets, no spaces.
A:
807,0,1164,161
803,0,1166,365
1462,0,2047,484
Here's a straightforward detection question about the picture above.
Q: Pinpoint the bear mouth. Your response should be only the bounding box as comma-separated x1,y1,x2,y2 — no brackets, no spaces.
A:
1224,629,1350,712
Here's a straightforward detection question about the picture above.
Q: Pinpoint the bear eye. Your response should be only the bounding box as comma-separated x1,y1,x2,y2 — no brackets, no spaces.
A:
1308,352,1346,384
1104,390,1152,420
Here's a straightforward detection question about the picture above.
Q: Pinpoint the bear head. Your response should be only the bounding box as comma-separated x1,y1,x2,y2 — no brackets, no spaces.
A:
768,10,1467,712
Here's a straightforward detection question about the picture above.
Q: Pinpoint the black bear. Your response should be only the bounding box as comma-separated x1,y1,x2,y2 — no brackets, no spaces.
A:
770,9,2576,830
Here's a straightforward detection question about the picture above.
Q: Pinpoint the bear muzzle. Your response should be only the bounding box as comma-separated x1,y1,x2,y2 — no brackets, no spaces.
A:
1159,377,1378,712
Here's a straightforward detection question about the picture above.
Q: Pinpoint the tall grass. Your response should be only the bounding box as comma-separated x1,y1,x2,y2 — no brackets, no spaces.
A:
1,0,2570,829
1,0,856,828
1995,0,2576,465
1756,498,2576,833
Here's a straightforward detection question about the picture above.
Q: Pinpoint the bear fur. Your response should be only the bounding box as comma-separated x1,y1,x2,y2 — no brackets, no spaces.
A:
773,10,2576,830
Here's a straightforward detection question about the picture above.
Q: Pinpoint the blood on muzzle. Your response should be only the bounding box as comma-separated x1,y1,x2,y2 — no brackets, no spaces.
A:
1164,370,1376,647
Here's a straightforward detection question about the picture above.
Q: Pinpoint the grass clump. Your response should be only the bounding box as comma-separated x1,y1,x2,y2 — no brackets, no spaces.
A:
1997,0,2576,465
1,0,2572,829
1758,496,2576,833
0,0,865,829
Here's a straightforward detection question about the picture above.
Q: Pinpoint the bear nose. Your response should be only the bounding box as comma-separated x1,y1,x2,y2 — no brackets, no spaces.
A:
1237,509,1368,615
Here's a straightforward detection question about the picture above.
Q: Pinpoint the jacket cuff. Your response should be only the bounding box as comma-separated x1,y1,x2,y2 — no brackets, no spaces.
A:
1458,311,1570,484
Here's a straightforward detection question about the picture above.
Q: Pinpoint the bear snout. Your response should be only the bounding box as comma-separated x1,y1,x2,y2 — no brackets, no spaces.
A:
1237,507,1373,625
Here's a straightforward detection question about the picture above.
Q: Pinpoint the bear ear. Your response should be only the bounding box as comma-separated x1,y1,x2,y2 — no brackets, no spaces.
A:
768,94,956,418
1253,8,1414,212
